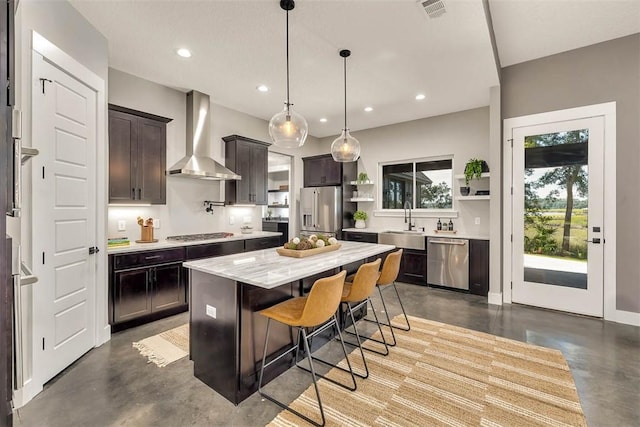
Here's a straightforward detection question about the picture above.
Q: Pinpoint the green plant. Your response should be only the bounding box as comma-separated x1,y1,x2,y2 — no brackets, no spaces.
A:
464,158,485,186
357,172,369,183
353,210,368,221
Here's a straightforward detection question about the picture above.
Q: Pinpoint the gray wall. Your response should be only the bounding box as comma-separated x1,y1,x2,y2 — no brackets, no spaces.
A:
318,107,492,237
501,34,640,313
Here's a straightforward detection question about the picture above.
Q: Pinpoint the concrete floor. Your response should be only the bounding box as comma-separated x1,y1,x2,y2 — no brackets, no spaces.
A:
15,284,640,427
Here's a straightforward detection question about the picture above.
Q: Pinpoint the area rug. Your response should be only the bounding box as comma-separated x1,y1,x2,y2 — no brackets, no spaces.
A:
267,315,586,427
132,324,189,367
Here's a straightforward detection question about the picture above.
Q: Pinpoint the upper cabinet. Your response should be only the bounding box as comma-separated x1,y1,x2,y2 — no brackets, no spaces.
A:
223,135,270,205
303,154,356,187
108,105,172,204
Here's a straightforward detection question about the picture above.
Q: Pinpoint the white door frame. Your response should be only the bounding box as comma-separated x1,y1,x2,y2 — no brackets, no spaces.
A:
16,31,109,407
503,102,617,322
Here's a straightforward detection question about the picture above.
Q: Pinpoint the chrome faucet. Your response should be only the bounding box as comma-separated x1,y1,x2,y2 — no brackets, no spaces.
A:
403,201,414,231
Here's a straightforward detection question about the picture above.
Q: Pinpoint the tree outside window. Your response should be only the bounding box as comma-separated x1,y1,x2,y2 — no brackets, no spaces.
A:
382,159,452,210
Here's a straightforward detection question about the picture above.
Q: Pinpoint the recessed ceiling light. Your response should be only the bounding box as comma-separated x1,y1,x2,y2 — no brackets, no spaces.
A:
319,118,328,123
177,48,192,58
257,85,269,93
364,107,373,112
415,93,426,101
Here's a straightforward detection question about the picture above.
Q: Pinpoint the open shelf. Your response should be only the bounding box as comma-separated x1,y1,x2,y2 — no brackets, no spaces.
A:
456,195,490,201
268,189,289,193
268,204,289,208
349,198,375,202
348,181,374,185
454,172,490,180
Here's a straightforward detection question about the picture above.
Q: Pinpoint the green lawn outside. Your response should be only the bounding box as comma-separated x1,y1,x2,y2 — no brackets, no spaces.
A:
524,209,588,259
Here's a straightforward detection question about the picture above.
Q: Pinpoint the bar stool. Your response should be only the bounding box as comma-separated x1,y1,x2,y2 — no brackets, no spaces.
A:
364,249,411,347
341,258,389,378
257,270,355,427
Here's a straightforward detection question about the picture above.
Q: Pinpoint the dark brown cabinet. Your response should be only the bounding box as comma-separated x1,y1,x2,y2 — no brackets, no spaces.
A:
223,135,270,205
344,231,378,243
303,154,355,187
469,239,489,296
398,248,427,285
244,236,281,251
108,105,172,204
110,248,186,330
262,221,289,246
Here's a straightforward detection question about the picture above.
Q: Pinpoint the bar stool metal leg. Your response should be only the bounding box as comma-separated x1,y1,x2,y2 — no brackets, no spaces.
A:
364,281,411,347
341,296,390,368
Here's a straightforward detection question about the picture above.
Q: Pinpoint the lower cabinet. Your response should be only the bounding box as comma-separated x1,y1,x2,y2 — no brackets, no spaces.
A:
398,248,427,285
110,248,187,331
344,231,378,243
261,221,289,246
244,236,281,251
469,239,489,296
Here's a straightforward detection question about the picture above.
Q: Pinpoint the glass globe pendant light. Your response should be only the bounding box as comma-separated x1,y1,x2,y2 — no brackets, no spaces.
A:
268,0,308,148
331,49,360,162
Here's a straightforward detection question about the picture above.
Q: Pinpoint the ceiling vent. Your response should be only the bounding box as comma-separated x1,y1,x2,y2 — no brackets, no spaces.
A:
417,0,447,18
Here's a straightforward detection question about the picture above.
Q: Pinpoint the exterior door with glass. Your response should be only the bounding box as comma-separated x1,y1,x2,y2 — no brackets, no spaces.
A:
510,116,604,317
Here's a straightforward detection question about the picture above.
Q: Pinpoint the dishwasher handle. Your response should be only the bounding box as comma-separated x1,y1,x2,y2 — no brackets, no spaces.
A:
428,239,467,245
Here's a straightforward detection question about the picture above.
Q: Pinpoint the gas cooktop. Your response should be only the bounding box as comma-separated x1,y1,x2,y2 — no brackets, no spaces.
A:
166,232,234,242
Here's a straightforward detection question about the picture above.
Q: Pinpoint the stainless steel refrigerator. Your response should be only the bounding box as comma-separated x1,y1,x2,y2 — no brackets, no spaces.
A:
300,187,353,238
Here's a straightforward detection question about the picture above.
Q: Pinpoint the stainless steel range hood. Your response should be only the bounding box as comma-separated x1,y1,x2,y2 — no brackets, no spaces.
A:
167,90,241,180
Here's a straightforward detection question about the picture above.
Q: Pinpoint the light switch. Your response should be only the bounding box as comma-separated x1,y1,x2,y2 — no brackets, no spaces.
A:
153,219,160,229
229,216,235,225
475,217,481,225
206,304,217,319
117,220,126,231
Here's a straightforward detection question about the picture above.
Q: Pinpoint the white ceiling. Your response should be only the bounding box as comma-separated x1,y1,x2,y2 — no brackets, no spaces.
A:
69,0,639,139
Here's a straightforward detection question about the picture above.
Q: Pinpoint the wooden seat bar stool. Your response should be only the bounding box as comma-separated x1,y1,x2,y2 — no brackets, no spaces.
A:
257,270,356,427
340,258,389,378
364,249,411,347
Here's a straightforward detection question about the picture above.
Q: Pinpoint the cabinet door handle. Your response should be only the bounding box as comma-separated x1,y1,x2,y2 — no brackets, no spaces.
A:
137,188,142,199
145,255,161,260
132,188,136,199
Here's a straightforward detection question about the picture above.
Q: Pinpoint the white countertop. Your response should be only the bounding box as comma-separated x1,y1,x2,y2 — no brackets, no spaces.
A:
183,241,395,289
343,228,489,240
107,231,282,254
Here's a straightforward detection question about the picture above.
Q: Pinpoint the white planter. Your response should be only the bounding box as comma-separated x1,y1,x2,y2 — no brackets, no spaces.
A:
355,219,366,229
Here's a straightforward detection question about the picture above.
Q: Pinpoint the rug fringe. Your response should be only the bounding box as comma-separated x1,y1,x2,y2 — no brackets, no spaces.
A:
132,342,170,367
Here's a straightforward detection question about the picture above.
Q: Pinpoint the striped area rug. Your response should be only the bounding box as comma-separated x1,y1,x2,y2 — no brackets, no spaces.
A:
267,315,586,426
132,324,188,367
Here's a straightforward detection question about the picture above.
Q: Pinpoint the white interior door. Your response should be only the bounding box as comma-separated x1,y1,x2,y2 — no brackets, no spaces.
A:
511,116,604,317
32,53,97,384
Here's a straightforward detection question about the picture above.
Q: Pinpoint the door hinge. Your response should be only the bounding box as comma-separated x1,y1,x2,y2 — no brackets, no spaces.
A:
39,78,52,94
510,187,513,195
42,337,45,350
42,166,45,179
42,251,45,264
510,281,513,290
510,234,513,242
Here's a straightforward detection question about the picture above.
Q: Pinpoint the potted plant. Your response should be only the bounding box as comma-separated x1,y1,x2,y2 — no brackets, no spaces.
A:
357,172,369,184
462,158,489,195
353,210,368,229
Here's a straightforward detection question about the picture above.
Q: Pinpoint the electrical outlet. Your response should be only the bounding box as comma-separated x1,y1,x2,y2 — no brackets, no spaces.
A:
206,304,217,319
153,219,160,229
229,216,235,225
117,220,126,231
475,217,481,225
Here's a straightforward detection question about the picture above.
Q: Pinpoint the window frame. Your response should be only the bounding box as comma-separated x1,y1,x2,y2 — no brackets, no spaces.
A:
375,155,458,218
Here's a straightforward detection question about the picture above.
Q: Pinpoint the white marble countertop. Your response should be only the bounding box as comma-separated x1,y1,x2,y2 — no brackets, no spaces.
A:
107,231,282,254
342,228,489,240
183,241,395,289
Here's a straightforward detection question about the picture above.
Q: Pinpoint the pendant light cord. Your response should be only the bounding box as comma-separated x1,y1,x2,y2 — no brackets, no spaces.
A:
285,9,290,109
343,55,347,130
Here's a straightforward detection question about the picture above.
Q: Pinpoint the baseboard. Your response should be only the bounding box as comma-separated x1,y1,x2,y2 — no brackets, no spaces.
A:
97,324,111,346
488,292,503,306
613,309,640,327
12,379,42,409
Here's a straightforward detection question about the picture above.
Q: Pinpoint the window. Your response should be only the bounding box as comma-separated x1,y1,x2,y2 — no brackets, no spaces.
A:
382,158,452,210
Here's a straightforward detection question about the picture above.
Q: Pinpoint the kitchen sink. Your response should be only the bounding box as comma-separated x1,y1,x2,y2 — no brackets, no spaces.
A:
378,230,425,250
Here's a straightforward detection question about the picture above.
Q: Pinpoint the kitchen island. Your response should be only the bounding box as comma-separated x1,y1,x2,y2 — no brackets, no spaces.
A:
183,241,394,405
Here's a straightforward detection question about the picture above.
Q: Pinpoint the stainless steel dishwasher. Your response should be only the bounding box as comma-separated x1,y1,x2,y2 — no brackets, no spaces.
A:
427,237,469,290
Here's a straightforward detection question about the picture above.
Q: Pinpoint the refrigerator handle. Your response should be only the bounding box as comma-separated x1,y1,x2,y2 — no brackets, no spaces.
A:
313,190,318,229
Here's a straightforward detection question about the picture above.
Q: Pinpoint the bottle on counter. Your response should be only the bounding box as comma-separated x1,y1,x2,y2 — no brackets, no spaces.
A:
448,219,454,231
437,218,442,231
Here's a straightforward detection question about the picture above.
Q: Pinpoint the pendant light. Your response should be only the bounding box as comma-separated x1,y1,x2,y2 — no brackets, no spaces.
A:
268,0,308,148
331,49,360,162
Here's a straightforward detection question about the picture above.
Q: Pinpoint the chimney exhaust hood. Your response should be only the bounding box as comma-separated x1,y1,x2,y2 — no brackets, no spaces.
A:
167,90,241,180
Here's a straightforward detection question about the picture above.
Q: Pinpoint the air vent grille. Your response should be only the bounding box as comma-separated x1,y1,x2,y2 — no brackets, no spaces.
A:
418,0,446,18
